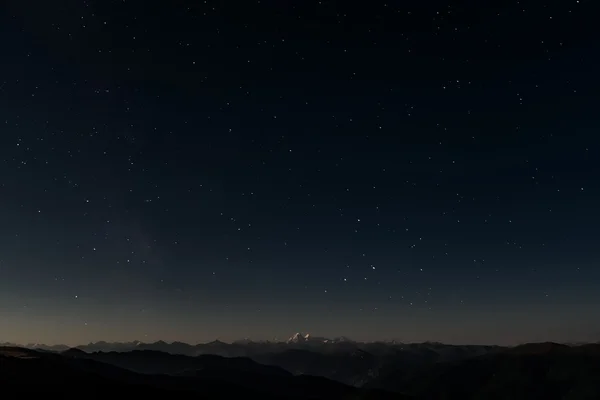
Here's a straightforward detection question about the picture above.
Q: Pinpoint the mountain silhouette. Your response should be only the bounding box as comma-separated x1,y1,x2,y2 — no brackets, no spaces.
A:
5,340,600,398
0,346,406,399
367,342,600,399
62,348,292,377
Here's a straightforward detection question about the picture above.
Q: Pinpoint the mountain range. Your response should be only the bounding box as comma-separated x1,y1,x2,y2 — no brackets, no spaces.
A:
0,346,403,399
3,335,600,398
0,332,496,358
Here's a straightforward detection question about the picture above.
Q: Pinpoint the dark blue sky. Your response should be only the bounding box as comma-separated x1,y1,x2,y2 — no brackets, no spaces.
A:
1,0,599,345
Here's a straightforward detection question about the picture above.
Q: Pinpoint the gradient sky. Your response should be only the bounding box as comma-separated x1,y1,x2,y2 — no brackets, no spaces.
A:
0,0,599,346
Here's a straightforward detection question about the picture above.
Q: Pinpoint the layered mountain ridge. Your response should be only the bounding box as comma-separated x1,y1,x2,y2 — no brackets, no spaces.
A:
3,342,600,398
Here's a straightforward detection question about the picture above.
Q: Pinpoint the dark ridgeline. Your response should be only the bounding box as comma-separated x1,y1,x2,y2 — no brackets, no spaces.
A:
0,346,403,399
3,341,600,398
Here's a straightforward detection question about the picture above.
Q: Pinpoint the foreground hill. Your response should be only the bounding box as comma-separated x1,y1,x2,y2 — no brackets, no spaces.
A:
0,347,405,399
367,343,600,400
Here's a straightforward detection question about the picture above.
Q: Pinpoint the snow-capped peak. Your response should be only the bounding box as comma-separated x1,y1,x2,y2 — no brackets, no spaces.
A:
286,333,345,344
287,332,308,343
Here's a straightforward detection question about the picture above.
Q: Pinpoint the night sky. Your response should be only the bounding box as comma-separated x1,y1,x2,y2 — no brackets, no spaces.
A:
1,0,598,346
